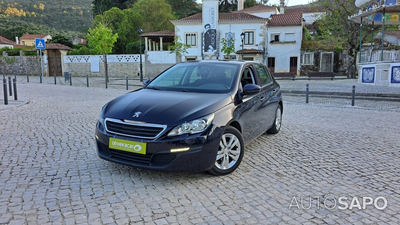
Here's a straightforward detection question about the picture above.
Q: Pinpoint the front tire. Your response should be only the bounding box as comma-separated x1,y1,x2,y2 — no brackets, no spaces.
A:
267,104,282,134
208,126,244,176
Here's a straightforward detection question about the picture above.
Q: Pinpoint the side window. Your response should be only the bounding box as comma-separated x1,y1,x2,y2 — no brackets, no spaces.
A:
241,67,256,87
254,64,272,86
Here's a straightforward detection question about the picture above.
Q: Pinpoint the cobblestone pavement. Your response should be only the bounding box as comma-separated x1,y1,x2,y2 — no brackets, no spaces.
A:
0,82,400,224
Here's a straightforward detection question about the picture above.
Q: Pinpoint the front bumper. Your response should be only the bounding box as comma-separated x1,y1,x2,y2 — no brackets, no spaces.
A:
95,121,222,172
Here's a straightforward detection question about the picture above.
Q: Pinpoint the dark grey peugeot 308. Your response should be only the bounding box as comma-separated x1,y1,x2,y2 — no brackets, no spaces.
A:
95,60,282,175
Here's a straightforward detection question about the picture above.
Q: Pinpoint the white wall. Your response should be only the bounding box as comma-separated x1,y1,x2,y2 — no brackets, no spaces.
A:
175,22,265,62
267,25,303,73
147,51,176,64
303,12,324,25
0,44,13,49
249,11,278,19
175,24,204,60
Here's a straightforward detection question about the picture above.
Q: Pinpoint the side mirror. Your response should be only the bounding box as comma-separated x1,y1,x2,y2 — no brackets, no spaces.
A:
143,79,151,86
242,83,261,95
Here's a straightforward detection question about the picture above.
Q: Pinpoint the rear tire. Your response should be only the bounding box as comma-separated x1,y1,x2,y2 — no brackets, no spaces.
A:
267,104,282,134
208,126,244,176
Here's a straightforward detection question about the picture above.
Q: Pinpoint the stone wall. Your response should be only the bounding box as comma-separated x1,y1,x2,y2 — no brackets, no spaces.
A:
64,53,176,79
1,53,176,78
0,56,41,76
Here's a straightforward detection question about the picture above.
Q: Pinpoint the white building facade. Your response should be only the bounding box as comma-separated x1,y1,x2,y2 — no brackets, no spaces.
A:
170,0,304,74
266,13,303,74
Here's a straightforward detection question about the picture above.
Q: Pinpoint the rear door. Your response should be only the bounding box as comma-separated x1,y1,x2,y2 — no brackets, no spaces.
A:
253,63,279,129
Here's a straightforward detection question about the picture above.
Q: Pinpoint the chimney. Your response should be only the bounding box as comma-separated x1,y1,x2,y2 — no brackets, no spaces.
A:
238,0,244,11
280,0,285,14
15,37,19,45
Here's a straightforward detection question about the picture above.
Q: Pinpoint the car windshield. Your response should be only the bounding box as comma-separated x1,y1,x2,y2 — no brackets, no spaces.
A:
146,62,240,93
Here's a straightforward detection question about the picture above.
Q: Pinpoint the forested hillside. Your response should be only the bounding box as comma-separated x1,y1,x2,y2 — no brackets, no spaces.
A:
0,0,92,41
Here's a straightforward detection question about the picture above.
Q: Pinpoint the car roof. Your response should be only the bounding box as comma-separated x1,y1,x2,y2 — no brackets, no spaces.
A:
178,60,256,66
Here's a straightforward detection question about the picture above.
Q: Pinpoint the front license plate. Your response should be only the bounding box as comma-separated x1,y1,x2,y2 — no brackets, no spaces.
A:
109,138,146,155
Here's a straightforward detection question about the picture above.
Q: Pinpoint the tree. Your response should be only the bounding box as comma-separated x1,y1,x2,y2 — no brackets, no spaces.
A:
49,33,73,48
169,37,190,62
219,0,261,12
86,23,118,84
92,0,137,16
220,37,236,59
92,0,175,54
166,0,200,19
312,0,366,78
92,0,199,19
129,0,175,32
93,7,133,53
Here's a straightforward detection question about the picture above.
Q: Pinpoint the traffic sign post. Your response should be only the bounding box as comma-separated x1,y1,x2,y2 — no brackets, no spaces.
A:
35,39,46,83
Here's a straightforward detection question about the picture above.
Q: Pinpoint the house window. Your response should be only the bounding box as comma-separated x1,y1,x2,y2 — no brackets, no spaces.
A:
285,33,295,42
243,31,254,45
271,33,280,43
185,33,197,47
302,52,314,65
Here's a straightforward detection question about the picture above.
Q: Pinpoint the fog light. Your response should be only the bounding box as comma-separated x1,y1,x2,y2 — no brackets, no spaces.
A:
170,147,190,153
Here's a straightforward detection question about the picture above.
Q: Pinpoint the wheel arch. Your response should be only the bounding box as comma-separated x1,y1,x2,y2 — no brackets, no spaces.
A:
227,121,242,134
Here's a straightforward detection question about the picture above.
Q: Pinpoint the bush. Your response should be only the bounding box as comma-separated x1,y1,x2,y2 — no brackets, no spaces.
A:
67,46,97,55
0,47,37,56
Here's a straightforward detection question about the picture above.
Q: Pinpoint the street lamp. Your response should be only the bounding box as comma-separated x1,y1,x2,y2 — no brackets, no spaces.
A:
137,28,143,82
240,32,245,61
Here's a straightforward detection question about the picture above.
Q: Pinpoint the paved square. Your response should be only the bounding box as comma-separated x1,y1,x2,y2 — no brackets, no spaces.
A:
1,82,399,224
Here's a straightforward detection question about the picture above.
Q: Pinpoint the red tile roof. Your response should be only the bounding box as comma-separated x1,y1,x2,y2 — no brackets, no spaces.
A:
46,43,73,51
268,12,303,27
0,36,16,45
20,33,49,40
235,5,277,13
285,5,325,14
171,12,265,24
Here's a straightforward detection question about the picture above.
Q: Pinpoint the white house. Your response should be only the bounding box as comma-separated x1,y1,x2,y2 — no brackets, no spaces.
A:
266,13,303,74
142,0,304,74
286,4,324,25
170,11,267,62
0,36,15,49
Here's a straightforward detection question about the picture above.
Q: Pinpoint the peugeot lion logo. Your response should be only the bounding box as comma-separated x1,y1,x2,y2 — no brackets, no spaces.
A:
132,112,142,118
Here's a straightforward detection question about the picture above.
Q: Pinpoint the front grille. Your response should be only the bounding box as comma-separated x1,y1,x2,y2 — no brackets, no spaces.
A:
110,150,176,166
105,118,166,139
152,154,177,165
110,149,152,164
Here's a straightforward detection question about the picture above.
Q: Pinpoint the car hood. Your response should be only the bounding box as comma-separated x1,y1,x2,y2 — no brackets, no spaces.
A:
103,89,232,125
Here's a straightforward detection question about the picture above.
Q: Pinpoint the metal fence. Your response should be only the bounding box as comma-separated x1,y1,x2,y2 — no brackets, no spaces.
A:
359,49,400,63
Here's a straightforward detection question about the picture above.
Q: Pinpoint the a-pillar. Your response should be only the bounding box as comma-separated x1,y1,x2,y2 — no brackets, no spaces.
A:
152,41,156,52
145,37,148,51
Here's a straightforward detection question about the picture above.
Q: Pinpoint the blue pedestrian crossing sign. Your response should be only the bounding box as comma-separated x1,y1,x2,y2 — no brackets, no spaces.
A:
35,38,46,50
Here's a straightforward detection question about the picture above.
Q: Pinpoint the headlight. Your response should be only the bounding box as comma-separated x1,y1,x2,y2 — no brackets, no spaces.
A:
167,114,214,137
98,105,106,125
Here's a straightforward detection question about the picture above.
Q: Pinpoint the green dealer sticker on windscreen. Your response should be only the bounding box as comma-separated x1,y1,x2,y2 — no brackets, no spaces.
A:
109,138,146,155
